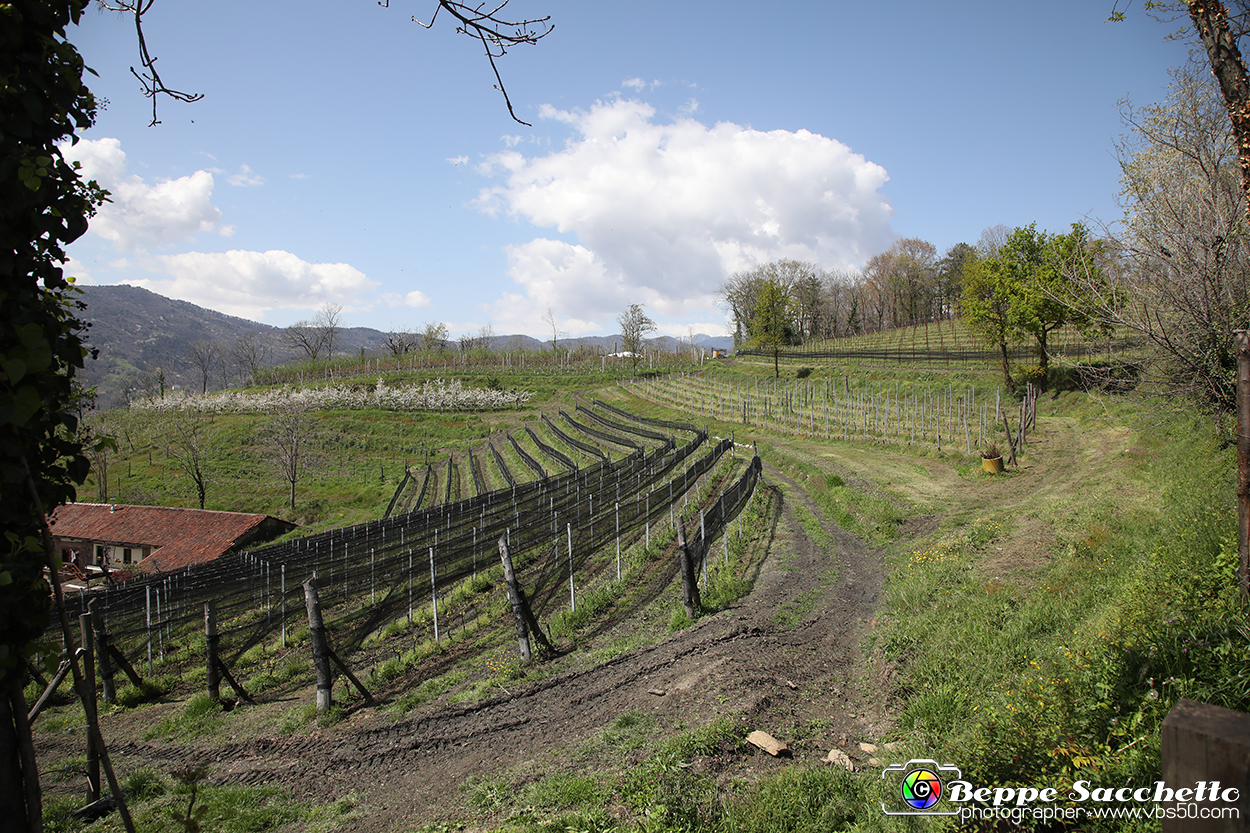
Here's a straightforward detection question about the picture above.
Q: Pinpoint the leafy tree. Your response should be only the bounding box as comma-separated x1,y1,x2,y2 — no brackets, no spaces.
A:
749,278,797,378
937,242,975,318
1000,224,1084,383
960,250,1018,393
864,238,938,328
964,223,1104,390
421,321,450,352
616,302,656,377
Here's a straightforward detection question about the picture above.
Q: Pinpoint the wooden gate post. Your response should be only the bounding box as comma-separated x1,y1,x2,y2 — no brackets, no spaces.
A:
205,601,220,702
303,575,333,713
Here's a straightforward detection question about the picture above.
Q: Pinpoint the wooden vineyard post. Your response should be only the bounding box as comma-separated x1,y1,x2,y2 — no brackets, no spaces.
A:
145,585,152,675
503,540,553,658
205,601,220,702
80,610,100,803
567,522,576,612
429,547,440,644
498,537,531,661
281,564,287,649
303,575,333,713
676,522,701,619
90,600,115,705
1237,331,1250,598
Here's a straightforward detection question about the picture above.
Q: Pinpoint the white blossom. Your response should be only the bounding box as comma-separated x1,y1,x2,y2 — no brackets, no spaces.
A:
132,378,532,414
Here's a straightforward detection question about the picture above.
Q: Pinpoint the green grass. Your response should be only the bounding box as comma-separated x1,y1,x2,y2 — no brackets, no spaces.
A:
142,691,224,741
44,766,357,833
866,408,1248,830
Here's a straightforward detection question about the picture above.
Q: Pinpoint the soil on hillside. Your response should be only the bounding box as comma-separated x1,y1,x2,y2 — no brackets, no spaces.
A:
35,460,892,831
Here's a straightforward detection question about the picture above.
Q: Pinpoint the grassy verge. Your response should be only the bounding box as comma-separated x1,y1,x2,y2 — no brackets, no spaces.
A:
871,405,1247,830
43,765,357,833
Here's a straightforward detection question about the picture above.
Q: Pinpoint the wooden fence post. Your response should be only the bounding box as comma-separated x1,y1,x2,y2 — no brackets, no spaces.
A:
676,523,701,619
90,600,115,705
498,538,531,662
429,546,440,644
79,611,100,803
303,575,333,713
1161,698,1250,831
205,601,220,702
1236,331,1250,599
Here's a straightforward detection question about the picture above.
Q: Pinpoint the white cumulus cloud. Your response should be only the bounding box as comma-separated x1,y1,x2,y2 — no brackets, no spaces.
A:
475,98,894,328
226,164,265,187
59,137,225,250
125,249,378,320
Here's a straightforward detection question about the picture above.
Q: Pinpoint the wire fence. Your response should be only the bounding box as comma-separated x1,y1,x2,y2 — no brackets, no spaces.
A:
631,372,1019,455
58,402,763,683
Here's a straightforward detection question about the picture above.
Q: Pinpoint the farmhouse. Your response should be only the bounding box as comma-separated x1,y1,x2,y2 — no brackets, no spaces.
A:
49,503,296,576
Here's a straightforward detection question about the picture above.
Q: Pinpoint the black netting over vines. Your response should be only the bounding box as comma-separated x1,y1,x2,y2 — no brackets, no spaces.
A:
57,403,762,678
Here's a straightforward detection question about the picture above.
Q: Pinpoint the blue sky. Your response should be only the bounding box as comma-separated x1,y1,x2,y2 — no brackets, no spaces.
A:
62,0,1192,342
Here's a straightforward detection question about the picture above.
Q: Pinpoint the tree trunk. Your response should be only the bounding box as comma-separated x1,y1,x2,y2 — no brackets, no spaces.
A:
998,341,1016,394
0,674,37,833
1188,0,1250,221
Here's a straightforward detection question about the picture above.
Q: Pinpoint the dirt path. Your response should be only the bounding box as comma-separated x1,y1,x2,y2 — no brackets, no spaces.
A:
38,459,890,830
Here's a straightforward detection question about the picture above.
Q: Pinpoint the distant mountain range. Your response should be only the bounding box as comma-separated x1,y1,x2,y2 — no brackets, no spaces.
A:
76,285,731,408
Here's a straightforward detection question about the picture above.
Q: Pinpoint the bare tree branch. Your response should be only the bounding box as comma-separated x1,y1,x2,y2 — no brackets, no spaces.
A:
385,0,554,126
97,0,204,126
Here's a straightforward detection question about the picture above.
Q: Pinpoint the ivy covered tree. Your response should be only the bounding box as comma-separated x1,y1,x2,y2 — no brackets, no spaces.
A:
1,0,106,826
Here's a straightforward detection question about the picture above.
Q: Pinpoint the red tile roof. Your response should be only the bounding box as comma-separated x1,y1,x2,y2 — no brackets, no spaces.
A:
49,503,294,573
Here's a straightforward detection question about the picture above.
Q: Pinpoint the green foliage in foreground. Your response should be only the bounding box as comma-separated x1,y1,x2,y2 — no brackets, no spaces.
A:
455,717,925,833
43,766,356,833
875,409,1248,831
